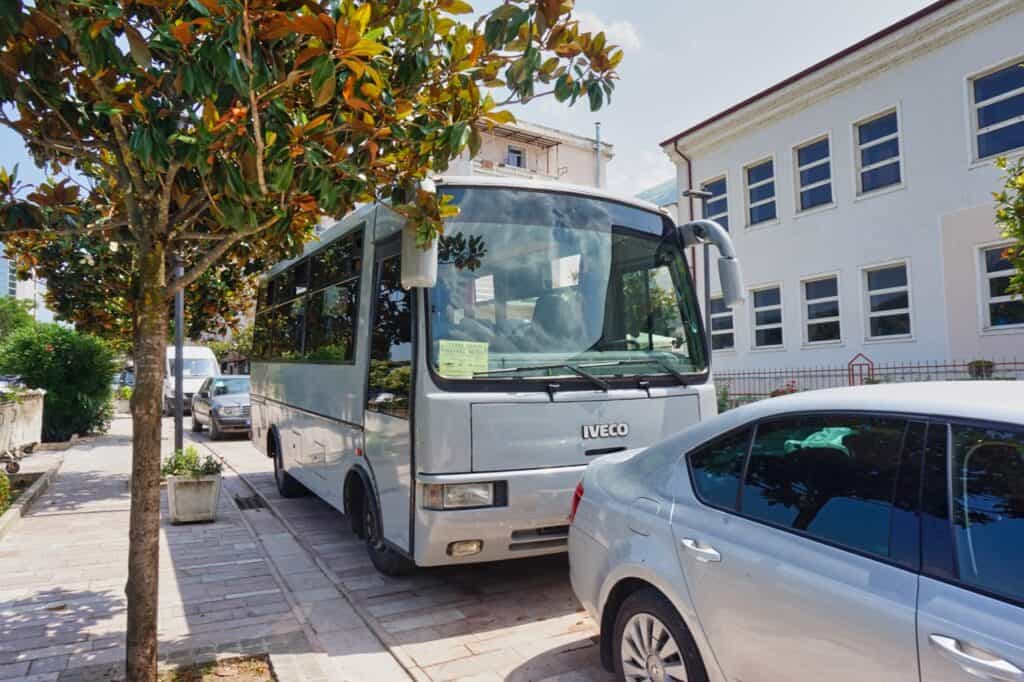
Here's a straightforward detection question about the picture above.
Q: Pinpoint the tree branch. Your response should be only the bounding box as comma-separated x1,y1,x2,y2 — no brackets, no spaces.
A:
166,216,278,298
157,161,182,234
240,0,269,196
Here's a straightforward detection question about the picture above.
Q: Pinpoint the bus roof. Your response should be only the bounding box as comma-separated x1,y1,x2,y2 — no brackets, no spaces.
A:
262,176,672,280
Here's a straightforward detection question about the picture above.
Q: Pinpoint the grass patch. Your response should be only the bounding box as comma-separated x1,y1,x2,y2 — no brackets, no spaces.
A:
159,655,275,681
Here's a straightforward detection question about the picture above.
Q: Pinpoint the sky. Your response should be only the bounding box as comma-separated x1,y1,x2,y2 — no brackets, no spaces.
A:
0,0,936,196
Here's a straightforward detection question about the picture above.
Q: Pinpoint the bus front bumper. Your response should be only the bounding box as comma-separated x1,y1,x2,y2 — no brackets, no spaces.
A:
413,465,586,566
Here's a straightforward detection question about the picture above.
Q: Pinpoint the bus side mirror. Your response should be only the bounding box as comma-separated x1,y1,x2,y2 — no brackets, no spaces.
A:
718,257,745,308
401,227,438,289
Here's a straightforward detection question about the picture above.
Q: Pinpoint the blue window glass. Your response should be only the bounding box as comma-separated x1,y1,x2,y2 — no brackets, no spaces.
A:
861,138,900,167
747,160,773,185
973,61,1024,158
704,198,727,217
702,177,728,230
978,121,1024,159
973,61,1024,104
703,178,726,197
746,160,776,226
797,139,830,166
749,181,775,204
977,92,1024,129
800,184,832,211
861,162,902,193
867,265,907,290
858,112,898,145
749,202,777,225
805,278,838,299
690,429,751,510
799,163,830,188
709,298,728,315
711,333,734,350
755,309,781,326
711,316,733,331
753,288,780,308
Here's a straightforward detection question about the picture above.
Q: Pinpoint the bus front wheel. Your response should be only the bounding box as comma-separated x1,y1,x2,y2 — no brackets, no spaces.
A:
271,439,305,498
361,490,412,576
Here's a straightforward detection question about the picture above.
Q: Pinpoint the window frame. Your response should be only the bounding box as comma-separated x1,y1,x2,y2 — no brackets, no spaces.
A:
700,173,729,231
793,133,834,214
861,259,913,342
743,156,779,228
506,145,526,169
801,273,842,346
683,409,924,572
977,241,1024,333
750,283,784,350
967,55,1024,164
709,295,735,352
853,107,904,197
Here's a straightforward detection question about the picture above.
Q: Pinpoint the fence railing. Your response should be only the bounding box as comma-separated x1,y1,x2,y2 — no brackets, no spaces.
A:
716,358,1024,408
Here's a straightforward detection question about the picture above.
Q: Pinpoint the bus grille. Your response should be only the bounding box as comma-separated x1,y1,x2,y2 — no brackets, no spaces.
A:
508,525,569,552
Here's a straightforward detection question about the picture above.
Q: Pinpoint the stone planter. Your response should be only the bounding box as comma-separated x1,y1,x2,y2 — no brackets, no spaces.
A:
115,399,131,414
166,474,221,524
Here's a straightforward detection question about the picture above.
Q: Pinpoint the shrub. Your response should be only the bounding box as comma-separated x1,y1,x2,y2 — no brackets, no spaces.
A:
0,472,9,515
716,385,731,413
0,324,117,441
0,297,33,342
118,386,133,401
161,446,222,478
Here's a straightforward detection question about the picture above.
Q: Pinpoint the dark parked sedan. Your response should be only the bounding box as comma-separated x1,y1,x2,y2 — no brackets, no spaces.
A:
191,375,250,440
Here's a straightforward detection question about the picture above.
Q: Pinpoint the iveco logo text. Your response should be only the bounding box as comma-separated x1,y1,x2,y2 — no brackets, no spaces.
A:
581,423,629,439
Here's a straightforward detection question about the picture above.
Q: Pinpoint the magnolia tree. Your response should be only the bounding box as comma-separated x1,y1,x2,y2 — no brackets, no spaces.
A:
995,157,1024,295
0,0,620,677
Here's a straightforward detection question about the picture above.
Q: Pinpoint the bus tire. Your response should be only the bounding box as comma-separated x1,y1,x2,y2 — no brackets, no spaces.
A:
270,433,305,498
363,495,413,576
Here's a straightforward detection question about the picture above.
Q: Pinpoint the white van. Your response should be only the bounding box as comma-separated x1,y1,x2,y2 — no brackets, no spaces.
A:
164,345,220,415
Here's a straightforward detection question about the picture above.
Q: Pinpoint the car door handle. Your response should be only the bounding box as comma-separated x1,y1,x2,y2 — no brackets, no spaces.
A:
929,634,1023,681
680,538,721,563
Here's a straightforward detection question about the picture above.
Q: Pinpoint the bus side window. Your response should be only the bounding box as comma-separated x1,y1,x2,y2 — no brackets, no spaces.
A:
367,256,412,420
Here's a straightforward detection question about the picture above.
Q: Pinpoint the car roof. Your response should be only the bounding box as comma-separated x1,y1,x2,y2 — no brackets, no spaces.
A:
721,381,1024,427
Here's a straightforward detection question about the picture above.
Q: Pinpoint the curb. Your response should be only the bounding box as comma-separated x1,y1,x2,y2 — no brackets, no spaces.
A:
198,441,428,682
0,459,63,541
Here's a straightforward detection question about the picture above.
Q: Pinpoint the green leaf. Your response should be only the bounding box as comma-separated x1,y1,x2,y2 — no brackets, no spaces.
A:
587,81,603,111
467,126,481,158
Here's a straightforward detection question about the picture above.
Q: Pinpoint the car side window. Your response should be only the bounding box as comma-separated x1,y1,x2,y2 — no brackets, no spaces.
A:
950,424,1024,604
740,414,907,559
688,428,751,511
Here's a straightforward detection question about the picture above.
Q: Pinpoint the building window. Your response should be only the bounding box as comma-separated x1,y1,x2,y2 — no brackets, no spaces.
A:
506,146,525,168
752,286,783,348
701,176,728,230
856,110,901,194
795,137,832,211
745,159,776,226
864,262,911,339
970,58,1024,160
981,244,1024,329
802,275,840,344
709,297,734,351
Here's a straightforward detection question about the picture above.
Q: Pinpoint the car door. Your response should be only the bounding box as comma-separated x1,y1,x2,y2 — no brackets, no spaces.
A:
362,239,413,554
671,413,923,682
918,420,1024,682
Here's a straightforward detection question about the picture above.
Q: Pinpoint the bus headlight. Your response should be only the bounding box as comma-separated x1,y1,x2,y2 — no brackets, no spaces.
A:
423,482,501,510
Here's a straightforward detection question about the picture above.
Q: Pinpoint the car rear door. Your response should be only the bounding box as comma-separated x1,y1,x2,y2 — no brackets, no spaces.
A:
917,420,1024,682
670,413,924,682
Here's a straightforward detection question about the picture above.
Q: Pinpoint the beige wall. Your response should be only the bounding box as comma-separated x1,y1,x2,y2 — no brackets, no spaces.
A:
471,129,611,188
941,204,1023,359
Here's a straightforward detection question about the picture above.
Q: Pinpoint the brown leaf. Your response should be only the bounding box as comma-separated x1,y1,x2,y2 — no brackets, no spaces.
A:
294,46,325,67
336,21,360,50
124,25,152,69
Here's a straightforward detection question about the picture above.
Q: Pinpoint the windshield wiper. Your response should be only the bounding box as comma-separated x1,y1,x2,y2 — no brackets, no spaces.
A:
577,358,689,387
473,363,609,392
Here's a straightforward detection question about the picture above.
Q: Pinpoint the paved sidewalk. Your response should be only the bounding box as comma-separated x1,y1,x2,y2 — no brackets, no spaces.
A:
0,417,410,682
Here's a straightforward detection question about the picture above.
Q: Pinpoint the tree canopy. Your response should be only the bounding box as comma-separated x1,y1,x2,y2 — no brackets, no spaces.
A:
995,156,1024,296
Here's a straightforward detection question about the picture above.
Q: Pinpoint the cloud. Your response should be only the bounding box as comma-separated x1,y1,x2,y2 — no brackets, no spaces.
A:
574,11,642,50
607,148,675,196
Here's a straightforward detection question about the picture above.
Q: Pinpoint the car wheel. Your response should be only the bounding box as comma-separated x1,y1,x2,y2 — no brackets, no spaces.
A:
613,588,708,682
272,447,306,498
363,493,412,576
191,413,203,432
209,418,221,441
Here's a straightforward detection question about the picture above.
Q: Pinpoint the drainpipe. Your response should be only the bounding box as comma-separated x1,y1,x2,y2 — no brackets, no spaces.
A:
594,122,601,188
673,138,711,353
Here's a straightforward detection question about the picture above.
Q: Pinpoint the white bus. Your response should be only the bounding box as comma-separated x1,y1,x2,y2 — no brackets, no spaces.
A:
251,176,742,574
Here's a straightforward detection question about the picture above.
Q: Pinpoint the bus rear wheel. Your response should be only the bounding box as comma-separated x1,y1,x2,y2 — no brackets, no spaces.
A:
362,493,412,576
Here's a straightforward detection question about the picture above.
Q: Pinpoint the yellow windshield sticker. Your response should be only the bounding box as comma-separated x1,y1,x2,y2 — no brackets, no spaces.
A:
438,340,489,378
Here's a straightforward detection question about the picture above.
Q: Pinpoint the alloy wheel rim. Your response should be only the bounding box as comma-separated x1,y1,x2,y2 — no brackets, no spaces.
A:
620,613,687,682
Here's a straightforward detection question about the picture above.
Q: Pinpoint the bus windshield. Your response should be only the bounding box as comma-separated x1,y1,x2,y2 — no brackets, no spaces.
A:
428,187,707,384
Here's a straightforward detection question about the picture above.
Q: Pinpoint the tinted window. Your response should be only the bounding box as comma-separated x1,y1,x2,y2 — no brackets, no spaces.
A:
741,415,907,558
304,283,357,362
689,429,751,510
367,255,412,419
951,424,1024,604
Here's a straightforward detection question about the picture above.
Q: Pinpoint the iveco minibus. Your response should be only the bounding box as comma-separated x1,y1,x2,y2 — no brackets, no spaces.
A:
250,176,741,574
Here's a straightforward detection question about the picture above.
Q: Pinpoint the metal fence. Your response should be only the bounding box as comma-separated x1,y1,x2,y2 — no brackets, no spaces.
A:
716,358,1024,408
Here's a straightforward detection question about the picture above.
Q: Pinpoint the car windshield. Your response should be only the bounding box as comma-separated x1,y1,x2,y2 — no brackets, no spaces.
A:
427,187,707,383
210,377,249,396
169,358,217,377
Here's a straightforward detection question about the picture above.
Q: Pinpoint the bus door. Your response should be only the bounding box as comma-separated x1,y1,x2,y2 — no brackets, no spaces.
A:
363,238,414,553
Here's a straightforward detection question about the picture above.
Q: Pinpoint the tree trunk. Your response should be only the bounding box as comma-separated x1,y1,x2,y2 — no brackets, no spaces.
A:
126,243,168,681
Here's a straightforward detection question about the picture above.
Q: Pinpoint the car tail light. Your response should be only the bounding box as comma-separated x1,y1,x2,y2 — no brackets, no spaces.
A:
568,481,584,523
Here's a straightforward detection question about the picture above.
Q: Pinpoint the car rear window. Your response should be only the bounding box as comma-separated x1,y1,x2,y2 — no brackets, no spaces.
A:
740,415,907,559
951,424,1024,604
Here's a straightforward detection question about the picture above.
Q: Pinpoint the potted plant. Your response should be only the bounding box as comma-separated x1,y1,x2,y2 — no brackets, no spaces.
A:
162,446,223,524
967,359,995,379
115,386,132,414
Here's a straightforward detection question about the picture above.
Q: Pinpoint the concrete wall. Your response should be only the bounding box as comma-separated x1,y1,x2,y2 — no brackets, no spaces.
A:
669,2,1024,369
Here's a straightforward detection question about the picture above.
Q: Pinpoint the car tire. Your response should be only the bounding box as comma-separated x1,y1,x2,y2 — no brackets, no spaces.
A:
191,414,203,432
209,418,221,441
612,588,708,682
363,492,413,576
272,447,306,498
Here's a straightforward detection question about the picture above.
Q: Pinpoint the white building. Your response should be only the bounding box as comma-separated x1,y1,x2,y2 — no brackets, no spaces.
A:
661,0,1024,371
451,119,613,187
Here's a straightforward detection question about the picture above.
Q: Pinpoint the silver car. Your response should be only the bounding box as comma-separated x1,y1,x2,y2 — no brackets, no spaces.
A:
569,382,1023,682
